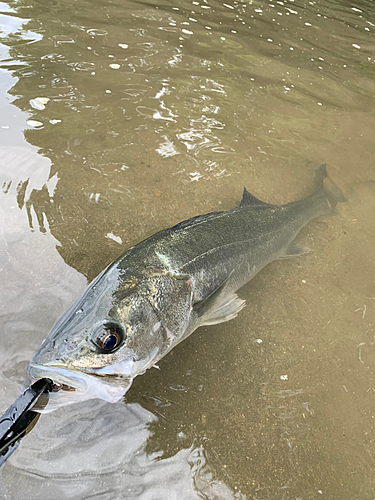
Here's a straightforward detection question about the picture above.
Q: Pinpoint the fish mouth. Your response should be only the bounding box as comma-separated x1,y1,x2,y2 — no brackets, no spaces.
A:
25,362,133,413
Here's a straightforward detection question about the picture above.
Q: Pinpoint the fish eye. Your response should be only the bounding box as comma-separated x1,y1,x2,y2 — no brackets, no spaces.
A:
95,325,125,353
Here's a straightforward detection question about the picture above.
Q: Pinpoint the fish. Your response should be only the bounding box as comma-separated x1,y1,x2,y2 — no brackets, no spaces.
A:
25,164,345,412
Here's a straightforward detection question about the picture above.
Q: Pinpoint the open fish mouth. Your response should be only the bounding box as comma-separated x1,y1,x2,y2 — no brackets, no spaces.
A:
25,362,133,413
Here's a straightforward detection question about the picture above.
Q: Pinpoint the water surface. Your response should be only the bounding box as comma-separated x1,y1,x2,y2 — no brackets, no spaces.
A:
0,0,374,498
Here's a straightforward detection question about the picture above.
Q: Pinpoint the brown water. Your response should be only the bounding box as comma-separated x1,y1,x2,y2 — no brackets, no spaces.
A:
0,0,374,498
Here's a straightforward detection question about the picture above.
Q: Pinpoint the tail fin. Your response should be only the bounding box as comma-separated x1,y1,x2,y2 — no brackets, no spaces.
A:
314,163,347,209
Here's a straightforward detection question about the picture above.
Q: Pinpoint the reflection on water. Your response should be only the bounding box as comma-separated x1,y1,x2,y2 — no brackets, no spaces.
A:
2,401,237,499
0,0,375,498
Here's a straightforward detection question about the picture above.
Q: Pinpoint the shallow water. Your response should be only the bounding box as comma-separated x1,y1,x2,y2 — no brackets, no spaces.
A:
0,0,374,498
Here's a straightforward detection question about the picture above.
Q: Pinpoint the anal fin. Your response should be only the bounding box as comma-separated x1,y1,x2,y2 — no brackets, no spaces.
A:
279,241,310,259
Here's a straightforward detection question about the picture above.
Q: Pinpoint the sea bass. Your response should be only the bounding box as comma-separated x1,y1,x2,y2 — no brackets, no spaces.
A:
26,165,345,412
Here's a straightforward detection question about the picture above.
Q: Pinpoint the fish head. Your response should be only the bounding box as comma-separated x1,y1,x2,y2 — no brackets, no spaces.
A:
26,266,194,412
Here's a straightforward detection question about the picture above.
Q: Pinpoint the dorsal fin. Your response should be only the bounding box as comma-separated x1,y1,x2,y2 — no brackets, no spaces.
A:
169,211,223,231
239,187,269,207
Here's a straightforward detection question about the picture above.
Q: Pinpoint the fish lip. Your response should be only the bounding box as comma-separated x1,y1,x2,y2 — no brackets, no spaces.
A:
77,359,135,377
25,362,133,410
26,362,88,393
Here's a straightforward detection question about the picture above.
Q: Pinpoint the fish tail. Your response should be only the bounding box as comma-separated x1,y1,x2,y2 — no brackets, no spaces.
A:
314,163,347,210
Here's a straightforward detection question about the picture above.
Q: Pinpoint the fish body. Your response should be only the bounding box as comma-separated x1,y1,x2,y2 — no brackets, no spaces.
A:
26,165,345,412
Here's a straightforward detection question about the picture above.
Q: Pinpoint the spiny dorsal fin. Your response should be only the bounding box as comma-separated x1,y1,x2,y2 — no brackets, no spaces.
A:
239,187,269,207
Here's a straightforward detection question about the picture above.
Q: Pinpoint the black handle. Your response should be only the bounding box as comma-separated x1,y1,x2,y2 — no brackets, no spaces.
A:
0,378,52,467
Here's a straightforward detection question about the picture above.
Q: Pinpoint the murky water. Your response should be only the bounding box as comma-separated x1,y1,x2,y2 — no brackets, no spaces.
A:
0,0,374,497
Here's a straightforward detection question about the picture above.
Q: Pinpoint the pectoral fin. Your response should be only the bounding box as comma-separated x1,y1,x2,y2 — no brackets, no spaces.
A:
194,272,246,326
201,294,246,325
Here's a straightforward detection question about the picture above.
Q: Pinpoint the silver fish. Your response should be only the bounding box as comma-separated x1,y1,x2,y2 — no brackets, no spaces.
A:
26,165,345,412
